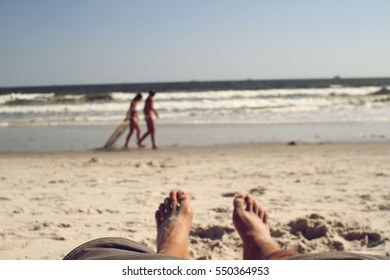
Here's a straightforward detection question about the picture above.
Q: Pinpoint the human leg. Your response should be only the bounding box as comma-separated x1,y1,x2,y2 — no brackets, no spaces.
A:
124,124,135,149
155,189,193,259
138,128,150,147
63,190,193,260
233,194,299,260
140,118,158,149
147,118,158,149
134,122,145,148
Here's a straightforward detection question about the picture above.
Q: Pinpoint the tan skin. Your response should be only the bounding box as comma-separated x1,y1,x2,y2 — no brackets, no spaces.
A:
155,190,192,258
156,190,299,260
124,95,144,149
138,92,159,149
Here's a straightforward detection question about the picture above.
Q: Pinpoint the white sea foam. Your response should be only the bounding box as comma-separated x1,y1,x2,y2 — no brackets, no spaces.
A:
1,86,389,126
0,92,55,105
147,86,381,99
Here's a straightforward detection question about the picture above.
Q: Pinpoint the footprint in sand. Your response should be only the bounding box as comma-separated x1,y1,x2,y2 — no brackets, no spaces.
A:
88,157,104,164
12,208,24,214
116,179,140,184
359,194,372,201
49,234,66,241
383,195,390,201
57,223,71,228
210,207,229,213
31,221,68,231
288,214,328,240
286,213,387,249
221,192,237,198
378,204,390,211
191,225,235,240
249,186,267,196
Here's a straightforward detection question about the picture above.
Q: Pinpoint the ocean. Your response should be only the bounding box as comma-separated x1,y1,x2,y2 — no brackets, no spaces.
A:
1,78,389,151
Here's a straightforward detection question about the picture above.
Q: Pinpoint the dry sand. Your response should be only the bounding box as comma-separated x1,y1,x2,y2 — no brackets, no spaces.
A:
0,143,389,259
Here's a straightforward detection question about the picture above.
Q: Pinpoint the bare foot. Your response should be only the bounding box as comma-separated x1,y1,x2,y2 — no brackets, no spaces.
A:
137,141,145,148
123,146,131,151
233,194,281,260
155,190,193,259
152,145,159,150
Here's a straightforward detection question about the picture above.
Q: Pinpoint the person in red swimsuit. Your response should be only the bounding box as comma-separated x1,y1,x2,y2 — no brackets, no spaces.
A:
138,89,159,149
124,93,143,149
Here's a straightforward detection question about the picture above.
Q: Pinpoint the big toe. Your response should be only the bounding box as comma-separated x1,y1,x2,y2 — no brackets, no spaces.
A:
177,190,192,211
233,194,246,211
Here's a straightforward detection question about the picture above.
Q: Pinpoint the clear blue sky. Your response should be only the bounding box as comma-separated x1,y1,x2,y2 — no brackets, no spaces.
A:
1,0,389,87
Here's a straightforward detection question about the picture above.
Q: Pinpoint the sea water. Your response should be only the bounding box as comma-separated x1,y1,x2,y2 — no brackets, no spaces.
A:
0,79,389,151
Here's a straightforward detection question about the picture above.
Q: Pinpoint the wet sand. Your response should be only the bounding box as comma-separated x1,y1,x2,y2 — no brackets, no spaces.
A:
1,122,389,152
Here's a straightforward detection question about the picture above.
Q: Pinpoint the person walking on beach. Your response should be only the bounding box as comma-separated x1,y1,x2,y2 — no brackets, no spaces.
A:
138,89,159,149
124,93,144,150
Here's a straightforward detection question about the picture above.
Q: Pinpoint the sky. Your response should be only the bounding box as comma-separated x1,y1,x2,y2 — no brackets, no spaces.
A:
0,0,389,87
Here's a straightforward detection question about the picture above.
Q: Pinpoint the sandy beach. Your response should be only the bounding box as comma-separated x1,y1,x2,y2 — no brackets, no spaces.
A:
0,143,389,260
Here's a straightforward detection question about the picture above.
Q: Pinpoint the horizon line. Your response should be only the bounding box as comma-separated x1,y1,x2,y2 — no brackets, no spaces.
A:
2,76,390,90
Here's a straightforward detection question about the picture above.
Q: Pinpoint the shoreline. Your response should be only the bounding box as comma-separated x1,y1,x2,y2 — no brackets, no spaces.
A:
1,122,389,152
0,142,390,158
0,140,390,153
1,142,389,259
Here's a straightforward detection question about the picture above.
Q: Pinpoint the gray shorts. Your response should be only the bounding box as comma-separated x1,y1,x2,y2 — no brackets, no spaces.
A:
63,237,389,260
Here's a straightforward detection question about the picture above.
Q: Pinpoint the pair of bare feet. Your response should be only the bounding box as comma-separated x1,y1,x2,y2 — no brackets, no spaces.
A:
155,190,283,260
